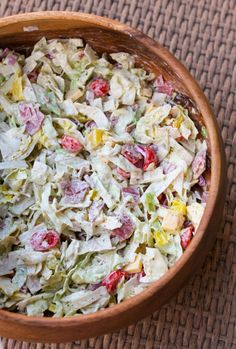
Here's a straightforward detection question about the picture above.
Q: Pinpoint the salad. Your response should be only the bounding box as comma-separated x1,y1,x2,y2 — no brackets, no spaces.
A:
0,38,209,317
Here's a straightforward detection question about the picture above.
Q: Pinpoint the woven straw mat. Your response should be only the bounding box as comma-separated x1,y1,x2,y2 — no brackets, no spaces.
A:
0,0,235,348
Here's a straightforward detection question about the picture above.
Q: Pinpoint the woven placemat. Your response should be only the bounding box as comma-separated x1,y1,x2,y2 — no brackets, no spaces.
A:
0,0,235,348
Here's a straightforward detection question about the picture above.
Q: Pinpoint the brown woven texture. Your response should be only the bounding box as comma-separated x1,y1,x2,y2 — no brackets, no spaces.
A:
0,0,235,348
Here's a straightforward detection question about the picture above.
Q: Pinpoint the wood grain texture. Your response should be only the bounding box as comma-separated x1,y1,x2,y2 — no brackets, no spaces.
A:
0,11,227,343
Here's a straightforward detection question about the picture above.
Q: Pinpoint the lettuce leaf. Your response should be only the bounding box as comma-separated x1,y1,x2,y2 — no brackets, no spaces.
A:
61,286,109,314
140,248,168,283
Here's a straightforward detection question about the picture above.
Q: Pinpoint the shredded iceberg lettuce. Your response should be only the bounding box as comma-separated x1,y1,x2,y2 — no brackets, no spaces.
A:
0,38,209,316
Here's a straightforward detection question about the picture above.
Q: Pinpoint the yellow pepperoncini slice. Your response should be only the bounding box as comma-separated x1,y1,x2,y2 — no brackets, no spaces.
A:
86,129,105,148
171,199,187,216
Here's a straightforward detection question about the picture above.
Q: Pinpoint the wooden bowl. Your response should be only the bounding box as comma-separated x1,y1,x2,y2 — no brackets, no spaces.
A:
0,12,226,343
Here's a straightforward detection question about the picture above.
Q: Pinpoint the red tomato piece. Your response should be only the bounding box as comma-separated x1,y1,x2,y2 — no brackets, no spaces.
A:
61,135,83,153
121,144,158,171
117,167,130,179
30,230,59,251
180,225,194,250
142,146,158,171
102,270,126,294
112,215,135,241
88,77,109,97
137,145,158,171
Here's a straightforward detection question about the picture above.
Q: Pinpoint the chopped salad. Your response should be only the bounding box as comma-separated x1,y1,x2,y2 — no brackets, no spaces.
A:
0,38,209,317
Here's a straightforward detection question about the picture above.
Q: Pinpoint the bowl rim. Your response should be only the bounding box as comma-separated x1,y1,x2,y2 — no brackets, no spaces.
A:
0,10,226,334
